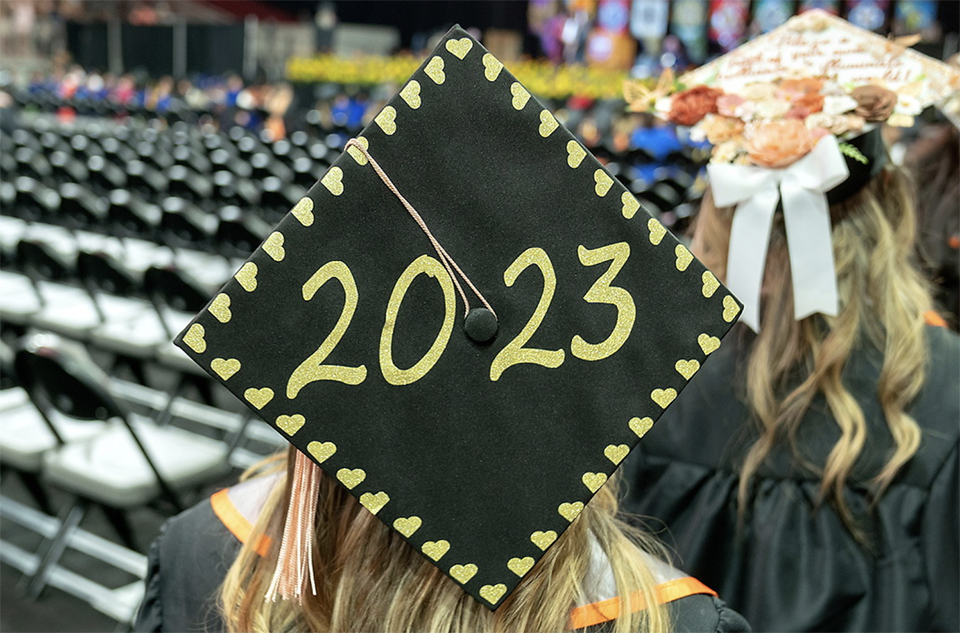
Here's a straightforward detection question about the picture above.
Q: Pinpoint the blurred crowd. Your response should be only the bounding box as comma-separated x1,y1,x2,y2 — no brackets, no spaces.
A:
5,59,957,328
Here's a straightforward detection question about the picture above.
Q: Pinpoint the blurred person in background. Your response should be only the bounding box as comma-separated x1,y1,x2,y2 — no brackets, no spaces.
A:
10,0,36,57
623,12,959,632
626,127,959,632
906,121,960,329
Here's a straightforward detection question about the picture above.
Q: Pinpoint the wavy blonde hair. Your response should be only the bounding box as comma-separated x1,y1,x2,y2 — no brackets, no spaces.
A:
220,449,670,633
694,164,933,539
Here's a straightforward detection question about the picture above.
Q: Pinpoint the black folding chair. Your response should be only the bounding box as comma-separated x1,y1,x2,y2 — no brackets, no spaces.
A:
14,334,229,597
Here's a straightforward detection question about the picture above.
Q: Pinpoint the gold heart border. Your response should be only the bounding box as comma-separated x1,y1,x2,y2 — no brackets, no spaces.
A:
175,28,741,611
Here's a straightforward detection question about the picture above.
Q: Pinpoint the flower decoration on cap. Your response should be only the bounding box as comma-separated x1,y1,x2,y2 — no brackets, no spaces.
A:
624,9,960,332
629,74,913,169
666,85,723,127
625,10,960,169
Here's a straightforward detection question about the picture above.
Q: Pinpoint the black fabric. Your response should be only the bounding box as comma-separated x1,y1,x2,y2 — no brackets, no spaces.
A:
623,324,960,632
133,499,240,633
825,127,888,206
173,25,740,608
133,493,750,633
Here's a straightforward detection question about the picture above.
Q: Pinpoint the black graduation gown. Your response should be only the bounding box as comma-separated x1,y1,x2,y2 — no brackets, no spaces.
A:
623,324,960,632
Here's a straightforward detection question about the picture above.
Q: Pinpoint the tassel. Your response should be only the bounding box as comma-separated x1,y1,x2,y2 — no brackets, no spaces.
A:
266,450,320,602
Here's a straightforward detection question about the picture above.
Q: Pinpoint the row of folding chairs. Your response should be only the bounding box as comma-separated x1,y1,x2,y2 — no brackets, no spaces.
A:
0,221,287,626
3,119,320,222
4,109,703,229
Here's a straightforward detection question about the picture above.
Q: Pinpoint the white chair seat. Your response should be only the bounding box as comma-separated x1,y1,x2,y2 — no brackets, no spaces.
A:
43,416,230,507
117,238,171,276
32,294,153,340
0,387,30,411
155,340,209,376
21,224,78,263
74,231,123,258
174,251,232,292
89,309,191,359
0,270,33,296
0,392,109,472
0,216,27,254
0,281,89,325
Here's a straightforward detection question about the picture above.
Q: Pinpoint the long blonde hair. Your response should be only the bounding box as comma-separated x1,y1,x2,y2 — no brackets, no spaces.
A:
694,164,933,538
220,449,670,633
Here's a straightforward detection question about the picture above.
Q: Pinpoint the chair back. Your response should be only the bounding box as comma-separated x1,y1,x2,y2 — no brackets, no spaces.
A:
107,190,158,239
14,335,124,426
143,265,207,315
59,183,105,230
215,210,270,259
16,239,73,283
77,251,140,298
14,334,183,509
158,197,211,249
0,339,18,390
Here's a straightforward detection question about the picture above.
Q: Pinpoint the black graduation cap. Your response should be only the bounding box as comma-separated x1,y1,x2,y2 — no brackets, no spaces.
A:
175,26,741,609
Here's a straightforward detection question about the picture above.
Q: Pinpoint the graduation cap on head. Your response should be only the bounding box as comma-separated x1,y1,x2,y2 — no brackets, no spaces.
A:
626,9,960,333
175,26,741,610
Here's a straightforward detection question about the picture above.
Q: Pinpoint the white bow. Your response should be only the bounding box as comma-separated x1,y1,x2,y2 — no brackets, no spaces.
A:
707,136,850,332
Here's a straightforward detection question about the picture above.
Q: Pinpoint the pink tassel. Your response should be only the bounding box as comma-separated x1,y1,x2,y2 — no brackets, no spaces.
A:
266,450,320,602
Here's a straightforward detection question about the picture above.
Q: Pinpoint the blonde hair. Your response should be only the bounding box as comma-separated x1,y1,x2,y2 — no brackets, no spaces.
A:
220,449,670,633
694,164,932,539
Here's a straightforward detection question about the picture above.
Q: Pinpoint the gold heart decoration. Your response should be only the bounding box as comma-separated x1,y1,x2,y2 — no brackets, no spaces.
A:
211,358,240,380
566,141,586,168
449,563,478,584
336,468,366,489
375,106,397,135
235,263,258,292
424,56,445,84
723,295,741,322
321,167,344,196
648,218,666,245
183,323,206,353
292,196,314,226
675,244,693,271
244,387,274,409
263,232,285,262
307,439,337,460
594,169,613,197
702,271,719,298
422,540,450,561
582,472,608,493
400,81,421,109
507,557,535,577
651,388,677,409
393,516,422,537
510,82,530,110
359,491,390,515
346,136,369,165
558,501,584,522
479,584,507,605
208,293,231,323
675,359,701,380
538,110,559,137
698,333,721,355
482,53,503,81
445,37,473,59
621,192,640,219
530,530,557,550
629,416,654,438
604,444,629,465
277,414,306,436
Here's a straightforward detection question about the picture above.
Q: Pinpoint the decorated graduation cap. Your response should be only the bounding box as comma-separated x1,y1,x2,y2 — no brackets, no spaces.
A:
625,9,960,331
175,26,740,610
